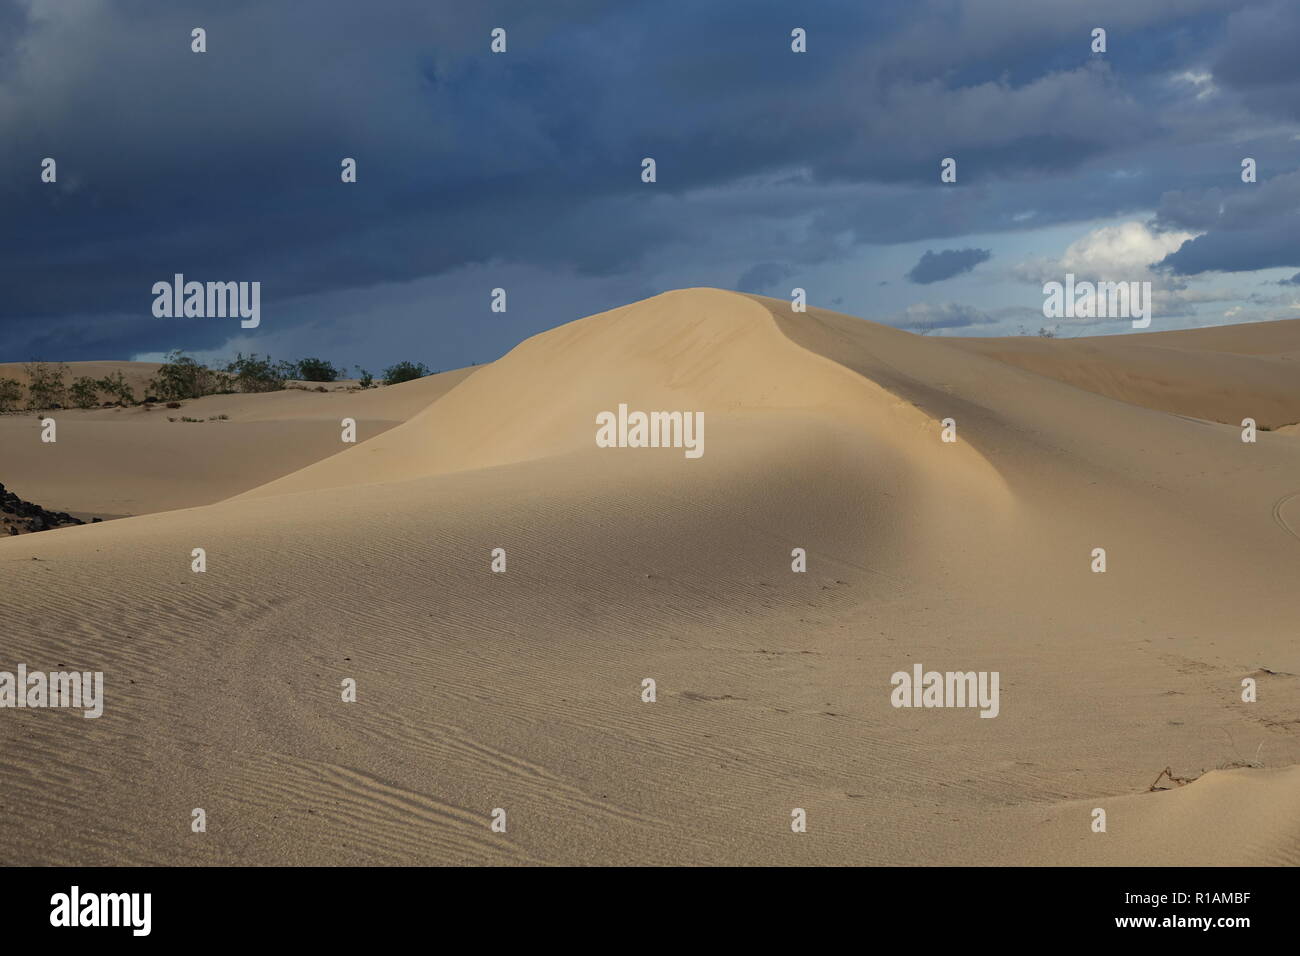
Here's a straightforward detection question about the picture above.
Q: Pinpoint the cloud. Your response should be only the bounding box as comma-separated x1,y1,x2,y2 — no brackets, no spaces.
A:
1015,221,1200,284
1212,0,1300,120
1156,171,1300,276
736,262,796,294
2,0,1298,363
891,301,1000,332
906,248,992,284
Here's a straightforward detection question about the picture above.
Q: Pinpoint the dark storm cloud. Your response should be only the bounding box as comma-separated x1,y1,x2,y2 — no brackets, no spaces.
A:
0,0,1292,362
1212,0,1300,119
736,262,797,294
906,248,992,284
1156,171,1300,275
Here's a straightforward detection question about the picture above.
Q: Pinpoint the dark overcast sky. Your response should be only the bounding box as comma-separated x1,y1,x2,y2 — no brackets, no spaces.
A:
2,0,1298,368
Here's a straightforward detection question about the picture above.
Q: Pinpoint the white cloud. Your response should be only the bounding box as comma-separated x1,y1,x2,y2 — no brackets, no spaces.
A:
1058,221,1199,278
1013,220,1201,285
1172,70,1217,101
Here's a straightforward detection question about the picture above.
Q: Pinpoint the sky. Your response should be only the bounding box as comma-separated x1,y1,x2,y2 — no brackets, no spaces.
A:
2,0,1299,372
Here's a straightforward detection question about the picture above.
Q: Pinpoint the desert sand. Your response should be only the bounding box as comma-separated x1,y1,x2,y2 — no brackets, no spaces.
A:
1,289,1296,866
0,366,475,516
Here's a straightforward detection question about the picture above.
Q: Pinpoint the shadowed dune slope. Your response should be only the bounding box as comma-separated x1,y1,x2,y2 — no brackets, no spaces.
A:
1,289,1296,866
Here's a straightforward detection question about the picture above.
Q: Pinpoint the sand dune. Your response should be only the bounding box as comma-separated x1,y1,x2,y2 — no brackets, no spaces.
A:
0,360,163,399
1,289,1296,865
946,319,1300,429
0,366,476,516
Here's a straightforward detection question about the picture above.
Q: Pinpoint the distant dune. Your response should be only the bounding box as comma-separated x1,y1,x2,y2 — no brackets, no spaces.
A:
0,367,476,516
2,289,1296,866
0,360,163,395
946,319,1300,429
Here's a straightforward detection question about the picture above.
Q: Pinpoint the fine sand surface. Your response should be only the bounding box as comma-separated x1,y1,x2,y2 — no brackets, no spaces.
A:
1,289,1297,866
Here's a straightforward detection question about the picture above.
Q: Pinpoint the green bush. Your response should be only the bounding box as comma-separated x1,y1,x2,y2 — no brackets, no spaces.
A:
382,360,430,386
69,377,99,409
0,377,22,412
355,366,374,389
150,350,228,401
224,352,289,393
294,357,342,382
24,361,69,409
95,370,136,405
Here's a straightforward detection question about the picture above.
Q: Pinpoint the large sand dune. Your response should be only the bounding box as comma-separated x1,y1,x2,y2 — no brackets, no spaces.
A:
1,289,1297,865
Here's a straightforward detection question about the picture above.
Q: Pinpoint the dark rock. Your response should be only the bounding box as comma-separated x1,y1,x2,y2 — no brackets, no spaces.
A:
0,481,87,535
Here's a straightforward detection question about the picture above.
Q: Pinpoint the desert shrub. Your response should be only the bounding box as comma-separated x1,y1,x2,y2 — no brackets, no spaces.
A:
95,370,135,405
294,357,342,382
69,377,100,409
224,352,289,393
382,360,430,386
0,377,23,412
150,350,228,401
24,361,69,409
166,401,182,409
355,366,374,389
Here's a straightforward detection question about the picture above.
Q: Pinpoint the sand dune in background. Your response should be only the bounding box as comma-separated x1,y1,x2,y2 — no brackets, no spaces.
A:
946,319,1300,429
0,366,476,515
0,361,163,399
1,289,1296,866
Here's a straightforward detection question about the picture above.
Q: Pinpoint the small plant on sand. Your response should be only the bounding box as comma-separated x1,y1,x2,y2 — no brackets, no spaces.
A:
224,352,290,393
69,377,100,409
0,377,23,412
355,366,374,389
23,361,69,410
95,370,135,405
150,350,228,401
293,357,343,382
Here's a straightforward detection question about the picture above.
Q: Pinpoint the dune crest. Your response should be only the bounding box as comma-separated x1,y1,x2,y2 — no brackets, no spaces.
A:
238,289,1013,508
